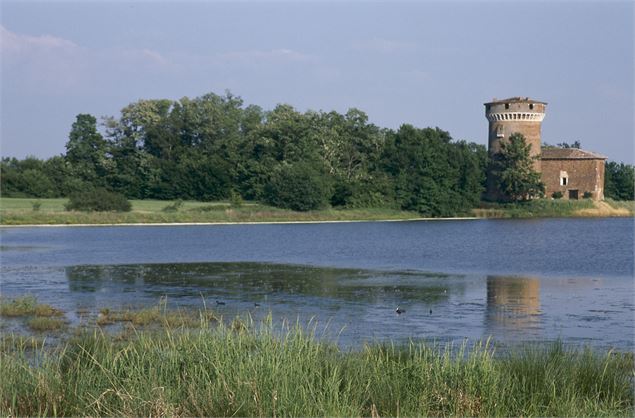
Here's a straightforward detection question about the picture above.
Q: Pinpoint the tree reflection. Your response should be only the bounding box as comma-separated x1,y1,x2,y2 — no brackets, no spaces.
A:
65,262,455,305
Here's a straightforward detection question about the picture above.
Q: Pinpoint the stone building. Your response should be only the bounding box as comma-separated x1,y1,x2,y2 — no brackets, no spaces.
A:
541,148,606,200
484,97,606,201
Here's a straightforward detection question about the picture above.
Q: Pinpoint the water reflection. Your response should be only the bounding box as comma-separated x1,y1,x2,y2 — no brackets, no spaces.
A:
486,275,541,337
64,263,456,305
0,261,628,350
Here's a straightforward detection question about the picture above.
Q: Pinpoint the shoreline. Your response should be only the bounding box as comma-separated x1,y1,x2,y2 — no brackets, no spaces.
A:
0,216,481,228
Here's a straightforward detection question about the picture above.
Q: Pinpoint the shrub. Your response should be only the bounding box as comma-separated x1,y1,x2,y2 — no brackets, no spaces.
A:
583,191,592,199
552,191,563,199
31,201,42,212
65,188,132,212
229,190,243,208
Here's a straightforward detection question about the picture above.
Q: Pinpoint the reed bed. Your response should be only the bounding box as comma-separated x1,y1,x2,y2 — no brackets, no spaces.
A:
1,317,633,417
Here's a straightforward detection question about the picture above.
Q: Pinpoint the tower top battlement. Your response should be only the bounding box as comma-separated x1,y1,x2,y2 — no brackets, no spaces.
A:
485,97,547,106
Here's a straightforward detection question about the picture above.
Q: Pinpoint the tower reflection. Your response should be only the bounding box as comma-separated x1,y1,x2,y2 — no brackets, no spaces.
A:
485,276,541,335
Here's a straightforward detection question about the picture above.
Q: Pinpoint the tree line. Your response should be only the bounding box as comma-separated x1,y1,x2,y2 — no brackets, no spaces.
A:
1,91,633,212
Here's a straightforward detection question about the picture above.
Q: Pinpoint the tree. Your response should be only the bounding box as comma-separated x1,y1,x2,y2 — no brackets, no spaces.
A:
65,114,109,186
556,141,581,149
605,161,634,200
264,162,332,211
491,133,544,201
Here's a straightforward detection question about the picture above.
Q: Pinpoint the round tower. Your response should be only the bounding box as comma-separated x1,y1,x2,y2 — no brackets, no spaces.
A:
484,97,547,200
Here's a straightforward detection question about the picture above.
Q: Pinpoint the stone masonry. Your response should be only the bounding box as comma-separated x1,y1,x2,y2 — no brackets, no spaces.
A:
484,97,606,201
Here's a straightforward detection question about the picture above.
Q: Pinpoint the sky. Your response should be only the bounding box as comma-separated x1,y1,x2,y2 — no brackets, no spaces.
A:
1,1,633,163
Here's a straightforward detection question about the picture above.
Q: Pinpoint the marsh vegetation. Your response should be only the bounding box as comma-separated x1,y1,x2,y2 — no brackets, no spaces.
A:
1,297,633,417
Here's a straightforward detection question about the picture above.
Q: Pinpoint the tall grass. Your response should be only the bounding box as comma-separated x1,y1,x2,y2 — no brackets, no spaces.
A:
1,319,632,417
474,199,597,218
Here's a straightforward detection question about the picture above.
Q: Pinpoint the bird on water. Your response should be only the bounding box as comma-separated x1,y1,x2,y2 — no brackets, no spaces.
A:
395,307,406,315
216,300,226,305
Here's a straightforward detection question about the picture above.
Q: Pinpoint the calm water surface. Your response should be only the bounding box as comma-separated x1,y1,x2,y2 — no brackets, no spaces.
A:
1,218,633,350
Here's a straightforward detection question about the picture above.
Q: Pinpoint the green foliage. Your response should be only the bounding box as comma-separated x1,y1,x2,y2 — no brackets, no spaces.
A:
491,133,544,201
65,188,132,212
265,163,333,211
382,125,485,216
65,114,109,186
557,140,581,149
552,191,563,199
0,157,58,198
583,191,592,199
605,161,634,201
3,91,490,215
31,201,41,211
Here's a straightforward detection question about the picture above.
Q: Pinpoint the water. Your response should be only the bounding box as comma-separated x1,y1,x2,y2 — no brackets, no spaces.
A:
1,218,633,350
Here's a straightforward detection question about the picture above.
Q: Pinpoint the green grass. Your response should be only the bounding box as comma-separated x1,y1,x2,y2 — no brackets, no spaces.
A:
1,318,632,417
25,317,66,332
1,197,632,225
0,197,423,225
96,305,217,328
0,296,64,318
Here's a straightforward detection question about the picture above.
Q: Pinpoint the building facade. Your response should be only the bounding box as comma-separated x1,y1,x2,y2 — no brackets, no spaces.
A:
484,97,606,201
541,148,606,200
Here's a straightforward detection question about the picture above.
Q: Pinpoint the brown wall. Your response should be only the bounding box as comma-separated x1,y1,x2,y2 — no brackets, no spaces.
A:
541,159,605,200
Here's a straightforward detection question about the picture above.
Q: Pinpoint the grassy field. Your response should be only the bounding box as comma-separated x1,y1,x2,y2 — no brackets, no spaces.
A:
1,296,633,417
0,197,632,225
0,198,423,225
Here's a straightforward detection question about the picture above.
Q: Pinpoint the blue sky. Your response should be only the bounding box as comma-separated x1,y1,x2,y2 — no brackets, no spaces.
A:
1,1,633,163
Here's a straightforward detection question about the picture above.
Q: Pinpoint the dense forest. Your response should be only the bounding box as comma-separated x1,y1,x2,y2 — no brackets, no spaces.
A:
1,91,633,214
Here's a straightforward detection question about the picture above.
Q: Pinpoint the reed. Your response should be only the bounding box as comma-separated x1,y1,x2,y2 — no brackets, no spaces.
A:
1,319,632,417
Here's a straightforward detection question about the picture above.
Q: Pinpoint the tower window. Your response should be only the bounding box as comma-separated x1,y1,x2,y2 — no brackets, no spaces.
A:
505,103,510,109
496,126,504,137
529,103,534,110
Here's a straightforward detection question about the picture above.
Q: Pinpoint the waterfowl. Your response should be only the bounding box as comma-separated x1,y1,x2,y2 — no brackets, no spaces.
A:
216,300,226,305
395,307,406,315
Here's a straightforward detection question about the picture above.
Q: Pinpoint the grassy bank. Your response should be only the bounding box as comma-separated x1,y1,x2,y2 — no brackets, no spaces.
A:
473,198,634,218
1,297,633,416
1,197,632,226
0,198,423,225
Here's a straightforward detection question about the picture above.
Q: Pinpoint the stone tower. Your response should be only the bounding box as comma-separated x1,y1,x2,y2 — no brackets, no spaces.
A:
484,97,547,200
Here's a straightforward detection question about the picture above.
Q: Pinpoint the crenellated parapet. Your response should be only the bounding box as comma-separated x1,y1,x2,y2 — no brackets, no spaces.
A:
486,112,545,122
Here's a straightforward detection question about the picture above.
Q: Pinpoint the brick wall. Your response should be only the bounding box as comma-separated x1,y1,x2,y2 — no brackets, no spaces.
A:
541,159,605,200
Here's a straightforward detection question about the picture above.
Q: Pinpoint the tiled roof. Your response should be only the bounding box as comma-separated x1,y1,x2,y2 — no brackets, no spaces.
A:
541,148,607,160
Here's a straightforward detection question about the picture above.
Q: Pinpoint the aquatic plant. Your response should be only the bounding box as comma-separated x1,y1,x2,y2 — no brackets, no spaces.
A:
0,296,63,318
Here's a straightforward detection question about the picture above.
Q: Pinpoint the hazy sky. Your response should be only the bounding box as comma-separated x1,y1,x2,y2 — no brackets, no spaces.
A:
2,1,633,163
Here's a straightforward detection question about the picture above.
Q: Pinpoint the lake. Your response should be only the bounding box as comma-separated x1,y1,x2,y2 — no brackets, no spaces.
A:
1,217,633,350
